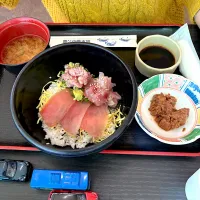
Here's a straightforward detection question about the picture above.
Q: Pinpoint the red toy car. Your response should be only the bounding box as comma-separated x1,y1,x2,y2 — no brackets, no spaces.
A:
48,190,98,200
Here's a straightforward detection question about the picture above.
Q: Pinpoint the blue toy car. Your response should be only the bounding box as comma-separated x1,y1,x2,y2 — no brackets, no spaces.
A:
30,169,90,190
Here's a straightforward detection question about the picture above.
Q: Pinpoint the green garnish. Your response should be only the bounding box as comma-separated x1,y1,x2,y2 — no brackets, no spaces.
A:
82,97,89,102
73,88,84,101
67,62,85,69
75,63,81,68
68,62,75,68
68,62,81,68
72,87,90,102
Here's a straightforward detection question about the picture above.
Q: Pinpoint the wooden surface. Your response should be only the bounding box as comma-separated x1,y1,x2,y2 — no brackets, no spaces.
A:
0,0,52,24
0,151,199,200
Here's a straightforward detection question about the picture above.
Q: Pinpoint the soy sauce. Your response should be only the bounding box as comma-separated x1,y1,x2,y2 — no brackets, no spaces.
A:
139,46,175,69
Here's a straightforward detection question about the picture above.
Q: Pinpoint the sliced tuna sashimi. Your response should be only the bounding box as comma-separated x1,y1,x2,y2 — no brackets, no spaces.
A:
61,101,91,135
40,89,75,127
80,104,108,138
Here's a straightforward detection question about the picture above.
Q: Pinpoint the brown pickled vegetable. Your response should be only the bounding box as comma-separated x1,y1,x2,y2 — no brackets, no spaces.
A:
149,93,189,131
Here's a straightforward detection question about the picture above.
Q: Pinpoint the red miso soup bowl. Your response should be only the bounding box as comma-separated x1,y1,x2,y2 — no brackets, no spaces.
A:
0,17,50,74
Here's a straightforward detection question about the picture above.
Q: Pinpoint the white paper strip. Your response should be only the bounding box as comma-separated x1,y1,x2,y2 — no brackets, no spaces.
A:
50,35,137,48
170,24,200,86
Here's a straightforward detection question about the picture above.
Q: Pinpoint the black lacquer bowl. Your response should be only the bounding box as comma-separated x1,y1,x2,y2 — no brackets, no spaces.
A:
10,43,138,157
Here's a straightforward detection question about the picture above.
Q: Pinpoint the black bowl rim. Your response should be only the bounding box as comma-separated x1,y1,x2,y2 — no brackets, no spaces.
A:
0,17,50,67
10,42,138,157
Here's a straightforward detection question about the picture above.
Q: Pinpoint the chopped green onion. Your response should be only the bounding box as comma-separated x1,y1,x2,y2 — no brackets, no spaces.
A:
68,62,75,68
57,70,64,77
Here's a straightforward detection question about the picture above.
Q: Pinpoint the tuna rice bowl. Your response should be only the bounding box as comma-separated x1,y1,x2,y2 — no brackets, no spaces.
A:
37,62,125,149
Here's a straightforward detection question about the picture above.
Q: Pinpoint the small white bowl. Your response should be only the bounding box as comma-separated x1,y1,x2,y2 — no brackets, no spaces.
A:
140,87,198,142
135,35,182,77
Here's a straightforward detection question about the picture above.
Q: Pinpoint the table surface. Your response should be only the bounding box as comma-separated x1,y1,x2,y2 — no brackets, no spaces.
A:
1,24,200,200
0,151,199,200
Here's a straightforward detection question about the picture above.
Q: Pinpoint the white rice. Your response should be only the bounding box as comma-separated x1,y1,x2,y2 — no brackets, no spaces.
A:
43,122,92,149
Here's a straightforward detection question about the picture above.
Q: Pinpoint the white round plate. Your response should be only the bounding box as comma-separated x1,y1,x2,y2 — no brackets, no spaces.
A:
135,74,200,145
